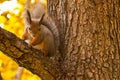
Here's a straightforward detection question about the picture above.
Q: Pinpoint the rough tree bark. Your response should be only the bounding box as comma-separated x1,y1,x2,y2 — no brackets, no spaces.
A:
48,0,120,80
0,0,120,80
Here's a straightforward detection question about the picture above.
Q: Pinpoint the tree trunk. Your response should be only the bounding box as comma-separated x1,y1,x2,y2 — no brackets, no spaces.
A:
0,0,119,80
47,0,120,79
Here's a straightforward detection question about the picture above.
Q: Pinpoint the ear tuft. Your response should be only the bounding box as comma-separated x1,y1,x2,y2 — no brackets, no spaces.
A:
39,13,45,25
25,10,31,24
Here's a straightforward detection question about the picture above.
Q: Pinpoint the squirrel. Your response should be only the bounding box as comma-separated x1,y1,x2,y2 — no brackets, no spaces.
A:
22,0,59,56
22,11,55,56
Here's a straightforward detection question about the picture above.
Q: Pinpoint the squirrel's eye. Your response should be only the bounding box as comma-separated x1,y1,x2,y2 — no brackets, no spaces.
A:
29,27,31,30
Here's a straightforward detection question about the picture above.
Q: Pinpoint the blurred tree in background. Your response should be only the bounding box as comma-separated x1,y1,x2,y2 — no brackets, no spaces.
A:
0,0,46,80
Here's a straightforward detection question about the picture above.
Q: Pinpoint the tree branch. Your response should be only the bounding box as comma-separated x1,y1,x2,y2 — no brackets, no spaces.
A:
0,27,61,80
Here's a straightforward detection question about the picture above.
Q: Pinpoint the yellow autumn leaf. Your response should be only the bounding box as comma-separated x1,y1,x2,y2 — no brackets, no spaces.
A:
0,16,7,23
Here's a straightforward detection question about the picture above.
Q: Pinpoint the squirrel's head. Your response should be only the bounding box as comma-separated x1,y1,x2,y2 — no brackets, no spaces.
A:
25,10,45,37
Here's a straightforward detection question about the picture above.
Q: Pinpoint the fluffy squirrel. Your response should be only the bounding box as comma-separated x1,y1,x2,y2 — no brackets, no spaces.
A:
22,11,55,56
22,0,60,56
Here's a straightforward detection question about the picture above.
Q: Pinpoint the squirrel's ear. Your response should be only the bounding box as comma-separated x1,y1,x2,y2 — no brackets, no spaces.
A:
39,13,45,25
25,10,31,24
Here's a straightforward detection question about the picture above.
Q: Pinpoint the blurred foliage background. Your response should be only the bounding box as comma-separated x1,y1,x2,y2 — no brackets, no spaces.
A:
0,0,46,80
